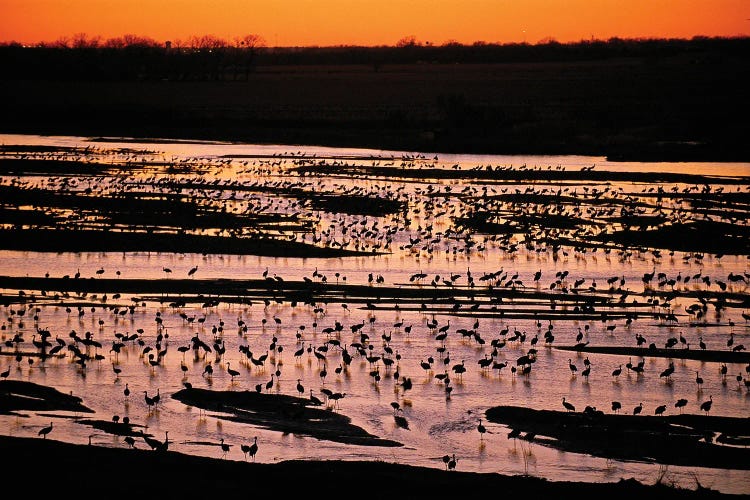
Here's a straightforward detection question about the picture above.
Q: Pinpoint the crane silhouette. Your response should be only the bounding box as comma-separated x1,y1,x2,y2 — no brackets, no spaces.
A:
308,389,323,406
477,418,487,440
674,398,688,413
568,359,577,375
143,431,169,451
246,436,258,461
240,442,253,460
220,438,230,458
143,391,156,411
562,397,575,412
227,362,240,381
38,421,53,439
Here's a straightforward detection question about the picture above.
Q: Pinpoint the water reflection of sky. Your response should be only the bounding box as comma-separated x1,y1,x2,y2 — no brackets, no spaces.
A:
0,134,748,495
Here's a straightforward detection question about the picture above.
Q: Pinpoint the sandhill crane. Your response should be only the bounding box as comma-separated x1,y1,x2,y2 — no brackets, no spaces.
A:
700,395,713,414
677,332,687,349
611,401,622,413
399,377,413,392
477,418,487,440
143,431,169,451
562,397,575,412
293,345,305,360
674,398,688,413
660,362,675,381
219,438,230,458
143,391,156,410
227,362,240,381
633,402,643,415
309,389,323,406
451,360,466,379
38,422,53,439
246,436,258,461
420,359,432,372
568,359,577,375
447,454,457,470
328,391,346,409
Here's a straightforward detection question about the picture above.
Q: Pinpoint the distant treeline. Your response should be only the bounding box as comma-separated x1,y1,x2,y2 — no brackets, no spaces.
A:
1,36,748,81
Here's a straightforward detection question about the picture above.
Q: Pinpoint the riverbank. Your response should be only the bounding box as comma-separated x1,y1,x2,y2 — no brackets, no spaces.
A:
0,435,738,498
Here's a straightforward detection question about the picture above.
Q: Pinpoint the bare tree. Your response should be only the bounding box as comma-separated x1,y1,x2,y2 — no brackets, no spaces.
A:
396,35,420,47
71,33,101,49
189,34,228,50
234,34,265,49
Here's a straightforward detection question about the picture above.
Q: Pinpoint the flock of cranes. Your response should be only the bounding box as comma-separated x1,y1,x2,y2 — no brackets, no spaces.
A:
3,260,745,466
0,144,748,476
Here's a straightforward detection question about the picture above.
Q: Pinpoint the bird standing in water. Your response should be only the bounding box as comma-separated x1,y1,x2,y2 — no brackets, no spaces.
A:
477,418,487,440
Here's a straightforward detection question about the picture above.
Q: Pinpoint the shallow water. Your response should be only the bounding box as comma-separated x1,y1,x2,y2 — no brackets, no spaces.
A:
0,134,749,494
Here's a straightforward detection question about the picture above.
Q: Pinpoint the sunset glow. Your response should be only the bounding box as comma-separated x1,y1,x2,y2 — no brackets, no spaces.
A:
1,0,748,47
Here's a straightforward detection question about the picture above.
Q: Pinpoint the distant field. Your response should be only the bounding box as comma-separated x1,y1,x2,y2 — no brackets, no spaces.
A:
2,56,748,160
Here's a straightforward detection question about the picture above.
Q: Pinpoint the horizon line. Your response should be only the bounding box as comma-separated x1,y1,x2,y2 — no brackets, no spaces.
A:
2,33,747,50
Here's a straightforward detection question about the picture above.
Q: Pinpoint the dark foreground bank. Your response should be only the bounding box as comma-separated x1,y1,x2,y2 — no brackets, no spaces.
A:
0,435,740,499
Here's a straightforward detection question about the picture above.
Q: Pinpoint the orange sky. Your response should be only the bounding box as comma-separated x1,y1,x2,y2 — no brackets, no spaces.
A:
1,0,748,46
